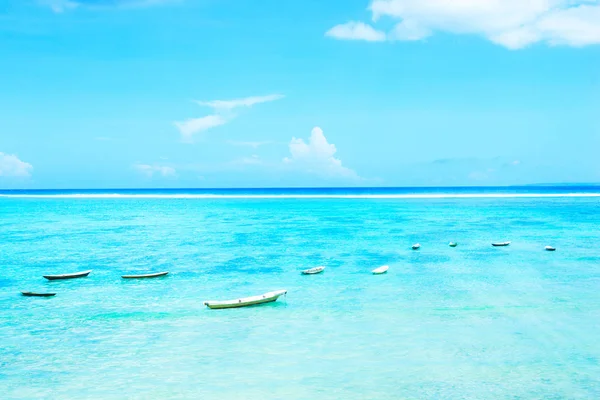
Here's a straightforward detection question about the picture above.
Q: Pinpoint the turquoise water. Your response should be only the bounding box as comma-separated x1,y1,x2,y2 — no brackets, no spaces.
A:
1,195,600,399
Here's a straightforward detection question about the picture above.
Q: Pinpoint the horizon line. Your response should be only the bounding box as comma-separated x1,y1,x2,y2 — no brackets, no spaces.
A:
2,194,600,200
2,183,600,192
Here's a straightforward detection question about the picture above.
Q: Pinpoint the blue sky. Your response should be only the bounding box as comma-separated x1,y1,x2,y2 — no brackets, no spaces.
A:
0,0,599,188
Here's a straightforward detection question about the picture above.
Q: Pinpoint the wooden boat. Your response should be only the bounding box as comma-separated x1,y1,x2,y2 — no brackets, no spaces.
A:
204,290,287,310
449,242,458,247
43,270,92,281
122,271,169,279
21,291,56,297
545,246,556,251
492,242,511,247
372,265,389,274
301,266,325,275
412,243,421,250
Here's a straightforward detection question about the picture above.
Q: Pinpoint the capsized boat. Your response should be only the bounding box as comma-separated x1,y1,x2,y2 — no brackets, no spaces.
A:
372,265,389,274
412,243,421,250
204,290,287,310
122,271,169,279
449,242,458,247
545,246,556,251
21,291,56,297
301,266,325,275
492,242,511,247
43,270,92,281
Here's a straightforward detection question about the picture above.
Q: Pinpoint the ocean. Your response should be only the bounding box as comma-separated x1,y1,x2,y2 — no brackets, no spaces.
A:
1,187,600,399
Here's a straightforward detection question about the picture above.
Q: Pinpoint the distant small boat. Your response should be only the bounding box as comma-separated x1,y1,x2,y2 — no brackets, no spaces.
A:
412,243,421,250
492,242,511,247
301,266,325,275
372,265,389,274
43,270,92,281
545,246,556,251
122,271,169,279
21,291,56,297
449,242,458,247
204,290,287,310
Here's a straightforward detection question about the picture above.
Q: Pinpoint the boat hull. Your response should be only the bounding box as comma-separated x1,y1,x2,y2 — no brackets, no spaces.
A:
21,292,56,297
122,271,169,279
372,266,389,274
204,290,287,310
43,270,92,280
492,242,511,247
301,267,325,275
545,246,556,251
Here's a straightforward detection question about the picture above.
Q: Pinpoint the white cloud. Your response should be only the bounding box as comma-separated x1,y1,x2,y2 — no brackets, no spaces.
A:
327,0,600,49
174,115,227,143
196,94,284,112
388,18,432,41
42,0,77,13
0,152,33,178
326,21,387,42
233,154,263,166
174,94,283,143
283,127,359,179
43,0,176,13
226,140,273,149
133,163,177,178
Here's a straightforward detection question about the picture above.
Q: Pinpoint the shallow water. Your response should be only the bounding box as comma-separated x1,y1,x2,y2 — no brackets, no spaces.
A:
1,195,600,399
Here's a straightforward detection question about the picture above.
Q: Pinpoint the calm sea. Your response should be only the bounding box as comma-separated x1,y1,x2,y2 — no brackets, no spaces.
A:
1,187,600,399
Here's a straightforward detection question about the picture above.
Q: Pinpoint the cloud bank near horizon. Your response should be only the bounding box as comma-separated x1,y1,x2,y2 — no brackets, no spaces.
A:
327,0,600,49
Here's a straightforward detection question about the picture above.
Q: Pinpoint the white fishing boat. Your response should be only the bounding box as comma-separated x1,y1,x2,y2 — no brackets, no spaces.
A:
545,246,556,251
301,266,325,275
204,290,287,310
372,265,389,274
21,291,56,297
492,242,511,247
122,271,169,279
412,243,421,250
449,242,458,247
43,270,92,281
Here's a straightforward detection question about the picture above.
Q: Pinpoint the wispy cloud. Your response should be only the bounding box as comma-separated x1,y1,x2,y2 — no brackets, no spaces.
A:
326,21,386,42
226,140,273,149
0,152,33,178
424,157,523,185
327,0,600,49
231,154,263,166
196,94,284,112
173,94,283,143
42,0,177,13
283,127,360,180
174,115,228,143
133,163,177,178
42,0,77,13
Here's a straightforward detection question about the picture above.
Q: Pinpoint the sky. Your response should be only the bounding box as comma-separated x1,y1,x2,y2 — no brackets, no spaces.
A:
0,0,599,189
